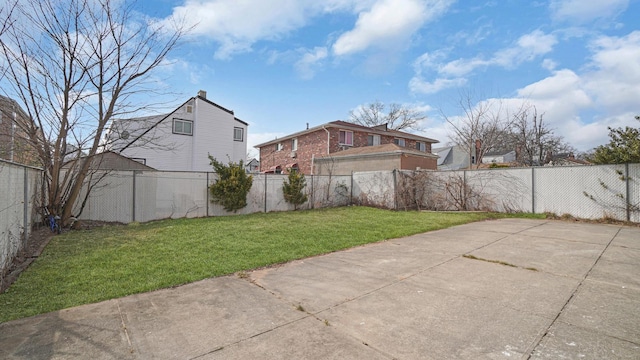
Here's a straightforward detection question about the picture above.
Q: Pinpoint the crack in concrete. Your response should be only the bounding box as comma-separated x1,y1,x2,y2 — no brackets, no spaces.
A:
524,226,622,359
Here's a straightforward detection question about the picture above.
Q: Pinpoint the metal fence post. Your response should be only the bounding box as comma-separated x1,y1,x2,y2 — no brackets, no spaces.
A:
463,170,467,207
310,174,315,209
206,172,210,217
393,169,398,210
23,167,29,248
264,173,268,213
626,163,630,222
132,170,136,222
350,171,354,206
531,167,536,214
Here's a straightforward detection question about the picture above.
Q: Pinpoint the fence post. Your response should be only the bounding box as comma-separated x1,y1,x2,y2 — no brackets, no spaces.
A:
132,170,136,222
310,175,314,209
309,174,314,209
206,172,210,217
350,172,354,206
264,173,268,213
463,170,467,208
23,167,29,248
393,169,398,210
626,163,630,222
531,167,536,214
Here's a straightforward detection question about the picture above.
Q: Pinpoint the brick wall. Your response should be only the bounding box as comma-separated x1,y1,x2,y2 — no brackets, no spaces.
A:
259,126,436,174
260,129,329,174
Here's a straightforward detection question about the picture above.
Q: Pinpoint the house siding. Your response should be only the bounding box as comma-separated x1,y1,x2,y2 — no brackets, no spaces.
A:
114,95,247,172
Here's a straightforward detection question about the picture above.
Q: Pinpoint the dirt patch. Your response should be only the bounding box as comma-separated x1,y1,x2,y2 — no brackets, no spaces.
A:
1,227,53,294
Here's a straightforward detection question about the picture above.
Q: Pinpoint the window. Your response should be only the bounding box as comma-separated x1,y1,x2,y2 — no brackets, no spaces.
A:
394,138,405,147
173,119,193,135
291,138,298,151
186,105,193,113
416,142,426,152
234,127,243,141
339,130,353,146
276,143,283,151
367,134,381,146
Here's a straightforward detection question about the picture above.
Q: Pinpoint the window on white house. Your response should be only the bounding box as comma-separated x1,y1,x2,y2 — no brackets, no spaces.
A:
173,119,193,135
394,138,405,147
367,134,381,146
234,127,243,141
339,130,353,146
186,105,193,113
276,143,283,151
292,138,298,151
416,142,426,152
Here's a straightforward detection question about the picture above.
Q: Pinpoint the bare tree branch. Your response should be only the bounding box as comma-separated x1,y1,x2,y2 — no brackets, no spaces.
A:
442,90,514,169
349,100,427,131
0,0,188,225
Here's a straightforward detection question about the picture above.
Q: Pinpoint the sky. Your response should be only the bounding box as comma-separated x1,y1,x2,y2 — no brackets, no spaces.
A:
134,0,640,157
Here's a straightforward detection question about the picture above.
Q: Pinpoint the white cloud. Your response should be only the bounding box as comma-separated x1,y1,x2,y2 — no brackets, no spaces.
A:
444,31,640,151
410,30,557,95
168,0,314,59
409,77,467,94
550,0,629,23
492,30,558,67
541,58,557,71
332,0,453,56
442,30,557,76
294,47,328,80
165,0,452,60
584,31,640,112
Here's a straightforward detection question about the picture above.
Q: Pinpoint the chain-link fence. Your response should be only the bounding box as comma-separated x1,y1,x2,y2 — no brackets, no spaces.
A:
75,171,353,222
391,164,639,222
73,164,640,224
0,160,42,278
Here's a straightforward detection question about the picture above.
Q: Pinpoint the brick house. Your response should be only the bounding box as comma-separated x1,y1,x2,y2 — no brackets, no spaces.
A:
0,95,39,166
255,121,439,175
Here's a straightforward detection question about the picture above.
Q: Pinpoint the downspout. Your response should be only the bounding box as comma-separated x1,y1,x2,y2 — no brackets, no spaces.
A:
322,126,330,154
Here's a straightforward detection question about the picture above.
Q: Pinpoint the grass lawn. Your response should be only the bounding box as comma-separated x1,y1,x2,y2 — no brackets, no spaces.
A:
0,206,544,322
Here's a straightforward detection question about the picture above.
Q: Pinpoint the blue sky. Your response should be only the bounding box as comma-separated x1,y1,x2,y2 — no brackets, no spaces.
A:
136,0,640,156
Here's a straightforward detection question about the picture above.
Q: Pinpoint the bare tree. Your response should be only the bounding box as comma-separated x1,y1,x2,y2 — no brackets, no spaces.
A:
443,91,514,169
0,0,187,224
349,101,426,131
509,105,574,166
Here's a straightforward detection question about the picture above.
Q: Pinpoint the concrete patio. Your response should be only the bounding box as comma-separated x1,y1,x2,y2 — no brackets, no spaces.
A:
1,218,638,359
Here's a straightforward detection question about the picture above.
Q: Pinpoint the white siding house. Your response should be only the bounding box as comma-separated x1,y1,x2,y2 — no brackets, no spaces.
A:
105,91,248,172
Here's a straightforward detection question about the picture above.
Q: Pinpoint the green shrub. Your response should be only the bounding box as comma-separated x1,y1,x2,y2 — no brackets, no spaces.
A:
209,156,253,212
283,169,308,210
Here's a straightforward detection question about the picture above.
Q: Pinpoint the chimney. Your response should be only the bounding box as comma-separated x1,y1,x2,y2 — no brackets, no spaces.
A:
306,123,309,130
197,90,207,99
